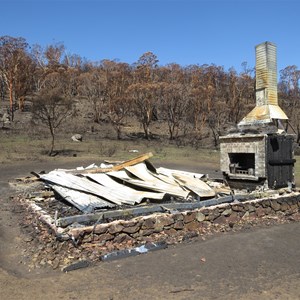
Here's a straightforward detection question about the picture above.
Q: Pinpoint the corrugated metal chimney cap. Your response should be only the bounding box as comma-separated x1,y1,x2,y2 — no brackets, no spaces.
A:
255,41,277,48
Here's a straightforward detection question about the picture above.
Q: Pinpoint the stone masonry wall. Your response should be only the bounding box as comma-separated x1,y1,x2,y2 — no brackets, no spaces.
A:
69,193,300,251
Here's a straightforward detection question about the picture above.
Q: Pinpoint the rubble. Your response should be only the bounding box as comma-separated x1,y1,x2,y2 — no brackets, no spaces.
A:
36,152,218,212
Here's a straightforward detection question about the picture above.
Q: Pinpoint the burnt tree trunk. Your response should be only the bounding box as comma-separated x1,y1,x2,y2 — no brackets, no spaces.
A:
9,80,14,121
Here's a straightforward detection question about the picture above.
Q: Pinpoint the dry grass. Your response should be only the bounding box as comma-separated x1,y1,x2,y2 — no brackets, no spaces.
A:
0,132,218,165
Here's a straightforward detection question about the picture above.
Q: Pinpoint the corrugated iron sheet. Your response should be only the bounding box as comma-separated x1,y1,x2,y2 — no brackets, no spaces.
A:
86,173,166,202
171,173,215,198
39,160,216,213
156,167,204,179
125,163,180,187
108,168,190,198
239,42,288,125
40,171,136,206
255,42,278,106
110,162,215,198
156,167,214,197
50,184,115,213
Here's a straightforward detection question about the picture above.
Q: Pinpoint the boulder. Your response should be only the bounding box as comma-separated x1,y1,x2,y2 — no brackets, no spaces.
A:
71,134,83,142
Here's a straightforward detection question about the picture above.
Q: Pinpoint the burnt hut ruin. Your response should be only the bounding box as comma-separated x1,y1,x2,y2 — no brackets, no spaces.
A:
10,42,300,270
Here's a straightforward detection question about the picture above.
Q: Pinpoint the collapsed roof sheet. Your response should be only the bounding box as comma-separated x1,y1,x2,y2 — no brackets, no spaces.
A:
156,167,204,179
108,167,190,198
155,167,215,198
39,155,216,213
50,184,115,213
86,173,166,202
171,173,215,198
40,171,137,206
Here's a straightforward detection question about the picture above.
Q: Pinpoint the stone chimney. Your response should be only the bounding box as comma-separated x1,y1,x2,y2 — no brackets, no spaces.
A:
239,41,288,125
220,42,295,190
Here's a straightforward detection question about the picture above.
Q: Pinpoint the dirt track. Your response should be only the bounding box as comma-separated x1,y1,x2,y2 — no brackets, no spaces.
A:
1,161,300,299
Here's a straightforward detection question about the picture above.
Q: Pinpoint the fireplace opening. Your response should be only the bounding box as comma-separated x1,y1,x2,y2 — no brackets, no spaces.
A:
228,153,255,176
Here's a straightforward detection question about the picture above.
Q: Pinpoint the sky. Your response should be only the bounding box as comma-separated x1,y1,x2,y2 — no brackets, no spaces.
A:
1,0,300,73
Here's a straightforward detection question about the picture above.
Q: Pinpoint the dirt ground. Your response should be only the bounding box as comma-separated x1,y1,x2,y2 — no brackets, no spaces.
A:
1,161,300,300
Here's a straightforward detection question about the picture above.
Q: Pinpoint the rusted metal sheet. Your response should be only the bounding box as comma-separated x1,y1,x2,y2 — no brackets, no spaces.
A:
255,42,278,106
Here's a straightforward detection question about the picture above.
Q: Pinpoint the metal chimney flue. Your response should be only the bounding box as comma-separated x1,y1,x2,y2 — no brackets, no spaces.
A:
239,41,288,126
255,42,278,106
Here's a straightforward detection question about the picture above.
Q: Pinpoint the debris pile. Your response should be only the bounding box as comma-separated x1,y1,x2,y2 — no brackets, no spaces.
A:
34,152,223,214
